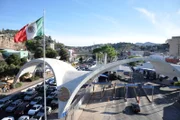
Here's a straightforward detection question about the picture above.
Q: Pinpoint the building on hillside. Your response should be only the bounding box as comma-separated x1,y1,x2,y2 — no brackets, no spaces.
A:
2,49,28,59
68,49,77,62
167,36,180,57
49,42,55,50
129,50,144,57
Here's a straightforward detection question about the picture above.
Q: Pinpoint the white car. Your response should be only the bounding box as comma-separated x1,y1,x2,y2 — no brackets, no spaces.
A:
28,104,42,116
36,106,52,116
18,115,30,120
30,96,42,105
2,116,14,120
29,116,43,120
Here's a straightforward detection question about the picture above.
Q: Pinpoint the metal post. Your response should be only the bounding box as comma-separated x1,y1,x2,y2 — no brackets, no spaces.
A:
43,10,47,120
125,86,128,102
114,83,116,98
152,87,154,103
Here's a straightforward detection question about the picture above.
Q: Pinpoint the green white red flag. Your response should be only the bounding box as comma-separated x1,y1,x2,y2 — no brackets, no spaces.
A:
14,17,43,42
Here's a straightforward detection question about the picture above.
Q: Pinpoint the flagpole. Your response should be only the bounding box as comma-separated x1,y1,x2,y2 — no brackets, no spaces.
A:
43,10,47,120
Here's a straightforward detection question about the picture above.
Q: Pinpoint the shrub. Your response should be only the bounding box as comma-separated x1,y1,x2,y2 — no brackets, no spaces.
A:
14,82,22,88
32,76,39,81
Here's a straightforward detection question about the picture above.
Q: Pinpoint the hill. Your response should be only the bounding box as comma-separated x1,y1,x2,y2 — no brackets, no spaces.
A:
135,42,157,46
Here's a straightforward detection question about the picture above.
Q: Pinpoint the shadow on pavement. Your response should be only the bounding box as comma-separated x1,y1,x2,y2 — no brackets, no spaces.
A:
163,102,180,120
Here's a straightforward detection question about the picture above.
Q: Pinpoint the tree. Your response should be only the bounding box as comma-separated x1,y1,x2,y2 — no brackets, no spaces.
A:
6,54,21,66
55,43,65,50
20,57,27,66
59,47,69,61
127,56,142,67
46,48,58,58
25,40,38,52
6,64,20,77
93,45,117,63
34,47,43,58
79,57,83,63
0,60,8,78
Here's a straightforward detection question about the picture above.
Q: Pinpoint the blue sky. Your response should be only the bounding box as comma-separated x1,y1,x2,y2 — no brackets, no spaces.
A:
0,0,180,46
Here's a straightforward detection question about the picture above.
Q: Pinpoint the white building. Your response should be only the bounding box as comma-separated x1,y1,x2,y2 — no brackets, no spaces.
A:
167,36,180,56
49,43,55,50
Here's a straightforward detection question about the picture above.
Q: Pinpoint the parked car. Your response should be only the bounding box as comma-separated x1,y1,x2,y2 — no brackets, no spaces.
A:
24,92,38,101
25,88,36,95
47,86,57,93
46,78,54,84
131,103,140,113
14,102,30,115
18,115,30,120
39,98,52,106
47,92,57,99
10,92,26,101
2,116,14,120
29,116,43,120
50,98,58,109
28,104,42,116
36,106,52,117
0,98,12,109
48,80,56,86
5,99,23,112
35,85,48,93
30,96,42,105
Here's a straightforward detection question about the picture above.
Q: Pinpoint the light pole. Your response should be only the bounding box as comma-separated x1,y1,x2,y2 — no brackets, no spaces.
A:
152,86,154,103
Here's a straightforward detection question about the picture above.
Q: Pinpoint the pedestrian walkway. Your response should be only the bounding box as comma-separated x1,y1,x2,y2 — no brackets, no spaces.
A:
0,74,53,97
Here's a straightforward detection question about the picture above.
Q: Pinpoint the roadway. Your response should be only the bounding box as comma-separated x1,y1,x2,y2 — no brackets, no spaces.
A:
78,72,180,120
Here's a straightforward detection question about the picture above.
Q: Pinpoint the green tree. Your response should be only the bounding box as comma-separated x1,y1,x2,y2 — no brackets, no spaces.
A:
0,61,8,78
20,57,27,66
46,48,58,58
93,45,117,62
6,54,21,66
34,47,43,58
55,43,65,50
6,64,20,77
59,48,69,61
127,56,142,67
26,40,37,52
79,57,83,63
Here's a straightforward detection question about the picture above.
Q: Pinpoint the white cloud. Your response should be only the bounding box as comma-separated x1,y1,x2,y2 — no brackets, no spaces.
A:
135,7,156,24
135,7,180,38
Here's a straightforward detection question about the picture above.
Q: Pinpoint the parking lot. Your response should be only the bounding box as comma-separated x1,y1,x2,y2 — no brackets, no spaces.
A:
0,77,58,120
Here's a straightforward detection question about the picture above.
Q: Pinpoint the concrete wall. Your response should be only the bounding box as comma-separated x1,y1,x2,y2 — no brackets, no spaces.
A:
168,37,180,56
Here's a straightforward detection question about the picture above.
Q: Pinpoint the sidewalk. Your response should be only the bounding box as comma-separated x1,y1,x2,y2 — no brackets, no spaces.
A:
0,74,53,97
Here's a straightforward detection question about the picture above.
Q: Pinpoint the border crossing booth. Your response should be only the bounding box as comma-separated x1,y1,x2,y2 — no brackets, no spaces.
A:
140,68,156,80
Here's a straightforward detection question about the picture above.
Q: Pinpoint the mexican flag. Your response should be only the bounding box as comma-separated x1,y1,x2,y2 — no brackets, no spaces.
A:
14,17,44,42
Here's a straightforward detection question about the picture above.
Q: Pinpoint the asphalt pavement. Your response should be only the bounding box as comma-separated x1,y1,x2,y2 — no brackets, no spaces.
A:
78,72,180,120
